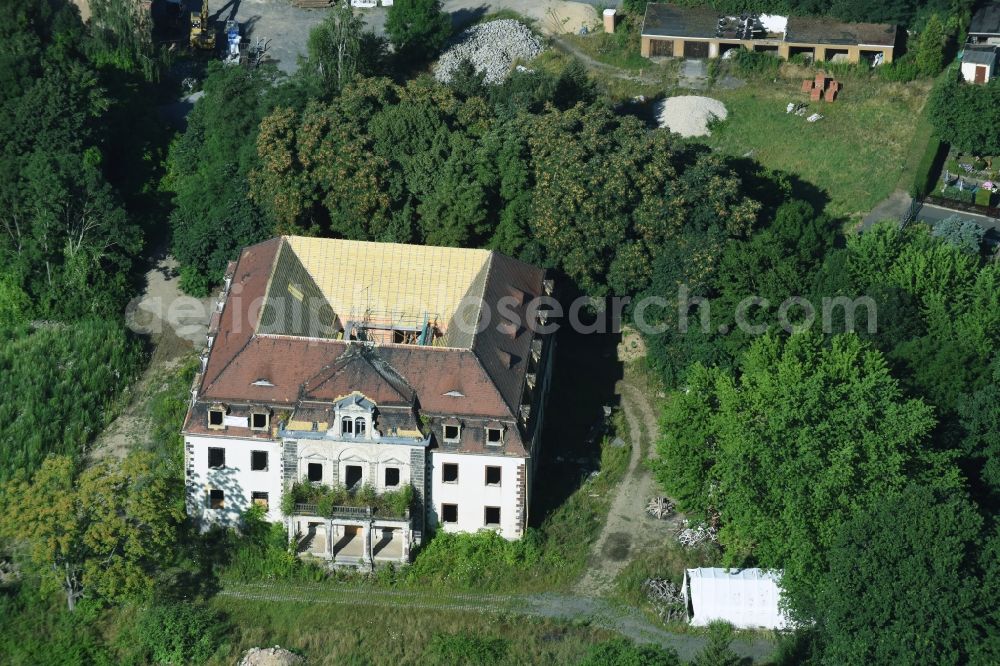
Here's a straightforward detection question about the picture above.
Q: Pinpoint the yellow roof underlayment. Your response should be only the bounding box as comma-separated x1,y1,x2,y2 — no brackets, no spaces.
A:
284,237,491,333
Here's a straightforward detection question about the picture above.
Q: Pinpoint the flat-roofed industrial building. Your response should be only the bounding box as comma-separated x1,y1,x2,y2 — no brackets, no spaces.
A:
640,3,897,65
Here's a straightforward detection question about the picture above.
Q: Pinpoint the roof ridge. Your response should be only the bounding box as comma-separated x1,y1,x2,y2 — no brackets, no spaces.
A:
468,251,496,350
254,236,286,333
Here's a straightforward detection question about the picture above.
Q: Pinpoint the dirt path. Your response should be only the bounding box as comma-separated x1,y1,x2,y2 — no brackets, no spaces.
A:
574,379,679,597
220,583,775,663
550,35,666,85
89,254,212,461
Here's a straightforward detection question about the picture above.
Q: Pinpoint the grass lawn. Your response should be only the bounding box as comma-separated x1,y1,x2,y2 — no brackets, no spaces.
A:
703,66,932,220
208,596,613,665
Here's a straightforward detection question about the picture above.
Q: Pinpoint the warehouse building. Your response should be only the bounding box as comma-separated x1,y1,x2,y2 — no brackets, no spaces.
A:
640,3,897,65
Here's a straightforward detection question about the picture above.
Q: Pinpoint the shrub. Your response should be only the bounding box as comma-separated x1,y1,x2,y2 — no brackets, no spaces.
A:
976,188,994,207
0,593,113,665
282,482,414,517
876,55,921,82
579,638,680,666
730,49,781,77
406,530,543,590
941,185,975,203
932,215,985,253
423,632,510,665
911,135,946,199
125,602,229,665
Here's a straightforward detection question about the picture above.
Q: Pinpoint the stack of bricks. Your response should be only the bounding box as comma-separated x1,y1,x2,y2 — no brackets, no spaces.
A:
802,72,840,102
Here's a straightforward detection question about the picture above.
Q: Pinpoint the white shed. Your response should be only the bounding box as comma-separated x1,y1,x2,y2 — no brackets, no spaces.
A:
962,47,998,84
683,567,790,630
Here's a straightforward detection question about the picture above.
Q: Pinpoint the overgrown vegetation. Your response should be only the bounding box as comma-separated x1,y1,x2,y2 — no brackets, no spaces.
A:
0,321,143,480
281,482,415,518
929,74,1000,155
2,0,997,661
652,220,1000,661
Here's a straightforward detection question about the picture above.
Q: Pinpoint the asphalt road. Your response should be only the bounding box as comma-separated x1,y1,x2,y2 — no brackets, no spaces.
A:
916,202,1000,233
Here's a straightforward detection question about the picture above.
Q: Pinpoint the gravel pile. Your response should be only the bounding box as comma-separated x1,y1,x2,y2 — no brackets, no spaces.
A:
238,646,304,666
655,96,728,137
435,20,544,85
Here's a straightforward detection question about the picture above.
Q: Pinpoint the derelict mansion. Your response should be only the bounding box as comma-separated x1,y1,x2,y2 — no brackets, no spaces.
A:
182,237,555,566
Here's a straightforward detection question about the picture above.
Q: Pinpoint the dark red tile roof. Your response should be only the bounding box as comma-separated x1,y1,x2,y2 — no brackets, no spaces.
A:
190,238,548,441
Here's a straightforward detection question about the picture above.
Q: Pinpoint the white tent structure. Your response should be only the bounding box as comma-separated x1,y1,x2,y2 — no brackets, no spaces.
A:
683,568,790,630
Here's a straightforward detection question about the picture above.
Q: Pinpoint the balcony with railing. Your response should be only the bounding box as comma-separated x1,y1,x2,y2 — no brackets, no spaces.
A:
291,503,410,521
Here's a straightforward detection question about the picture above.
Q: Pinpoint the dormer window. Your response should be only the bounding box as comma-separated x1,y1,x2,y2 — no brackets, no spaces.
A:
250,411,270,431
486,426,504,446
443,424,461,443
208,405,226,430
334,392,375,439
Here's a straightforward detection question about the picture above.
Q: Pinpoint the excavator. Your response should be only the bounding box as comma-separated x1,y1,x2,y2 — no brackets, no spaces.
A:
190,0,216,51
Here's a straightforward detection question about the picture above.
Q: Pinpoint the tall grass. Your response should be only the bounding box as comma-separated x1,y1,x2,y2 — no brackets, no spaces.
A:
208,596,613,665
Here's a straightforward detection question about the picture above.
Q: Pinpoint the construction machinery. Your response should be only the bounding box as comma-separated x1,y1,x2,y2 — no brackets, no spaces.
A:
190,0,216,51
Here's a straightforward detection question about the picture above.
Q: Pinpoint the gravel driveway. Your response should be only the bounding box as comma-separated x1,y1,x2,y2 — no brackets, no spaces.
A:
198,0,599,73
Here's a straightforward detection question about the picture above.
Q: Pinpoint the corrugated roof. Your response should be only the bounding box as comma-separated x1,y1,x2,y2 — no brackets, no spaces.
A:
640,3,896,47
970,3,1000,35
785,16,896,47
641,3,721,39
963,47,999,65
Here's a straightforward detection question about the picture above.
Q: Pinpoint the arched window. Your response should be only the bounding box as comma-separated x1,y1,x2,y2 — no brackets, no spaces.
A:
355,417,367,437
341,417,353,436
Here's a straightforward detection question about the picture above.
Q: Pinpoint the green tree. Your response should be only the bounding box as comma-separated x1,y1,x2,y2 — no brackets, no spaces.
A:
660,333,959,608
385,0,452,64
0,452,183,610
956,358,1000,503
809,484,989,665
0,320,143,480
302,2,368,97
691,622,743,666
653,363,725,516
168,63,279,294
929,77,1000,155
915,13,946,76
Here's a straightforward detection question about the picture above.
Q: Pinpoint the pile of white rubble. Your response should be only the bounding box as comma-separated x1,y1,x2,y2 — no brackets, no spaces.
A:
435,20,544,85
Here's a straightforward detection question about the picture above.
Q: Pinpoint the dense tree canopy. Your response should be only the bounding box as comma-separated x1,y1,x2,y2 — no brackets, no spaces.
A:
167,63,281,295
0,0,142,319
252,76,758,296
810,484,995,665
655,333,958,609
929,75,1000,155
0,452,183,610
